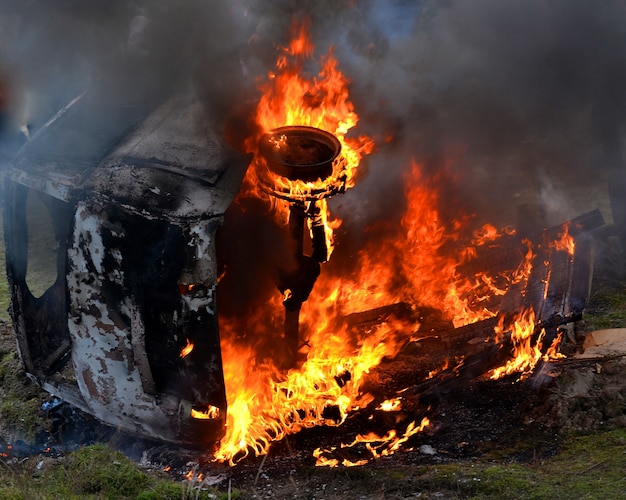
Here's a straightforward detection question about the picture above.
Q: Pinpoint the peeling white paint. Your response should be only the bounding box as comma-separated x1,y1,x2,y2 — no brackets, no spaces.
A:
181,285,216,314
67,202,176,441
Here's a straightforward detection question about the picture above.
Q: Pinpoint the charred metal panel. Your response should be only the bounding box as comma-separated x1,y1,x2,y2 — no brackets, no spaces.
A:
3,182,74,377
66,200,226,445
3,87,249,447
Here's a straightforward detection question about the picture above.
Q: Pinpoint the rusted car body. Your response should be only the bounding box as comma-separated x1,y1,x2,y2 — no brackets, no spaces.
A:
3,87,248,447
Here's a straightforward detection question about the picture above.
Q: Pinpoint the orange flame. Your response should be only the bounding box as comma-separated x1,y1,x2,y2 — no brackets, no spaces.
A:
544,331,566,360
191,405,220,420
316,162,516,329
216,156,546,464
376,398,403,412
215,317,403,465
213,20,566,465
183,469,204,483
313,417,430,466
427,359,450,379
180,339,194,358
491,308,543,379
240,17,374,255
472,223,510,246
552,222,575,256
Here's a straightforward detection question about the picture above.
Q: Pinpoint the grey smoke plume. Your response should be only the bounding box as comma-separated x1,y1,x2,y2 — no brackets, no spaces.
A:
2,0,624,224
0,1,199,142
330,0,626,227
2,0,624,357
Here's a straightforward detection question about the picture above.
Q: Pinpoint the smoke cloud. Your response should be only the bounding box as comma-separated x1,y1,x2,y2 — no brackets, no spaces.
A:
2,1,626,345
4,1,623,174
329,0,626,227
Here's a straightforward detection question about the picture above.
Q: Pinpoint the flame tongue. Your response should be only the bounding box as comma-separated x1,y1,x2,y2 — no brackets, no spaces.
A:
242,18,373,209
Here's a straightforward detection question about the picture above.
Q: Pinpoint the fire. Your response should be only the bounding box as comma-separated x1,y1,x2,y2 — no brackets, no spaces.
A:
377,397,402,412
490,306,568,380
183,469,204,483
545,331,566,360
215,19,384,464
180,339,194,358
472,223,510,246
491,308,542,379
240,17,374,252
213,19,568,466
215,317,404,465
312,162,517,328
215,152,540,464
251,20,368,160
313,417,431,466
191,405,220,420
427,359,450,379
552,222,575,256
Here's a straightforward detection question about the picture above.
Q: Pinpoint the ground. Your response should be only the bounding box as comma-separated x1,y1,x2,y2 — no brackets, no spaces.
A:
1,267,626,498
0,170,625,498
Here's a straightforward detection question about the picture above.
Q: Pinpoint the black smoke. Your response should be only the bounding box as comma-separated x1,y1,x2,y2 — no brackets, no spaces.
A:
329,0,626,228
3,0,626,349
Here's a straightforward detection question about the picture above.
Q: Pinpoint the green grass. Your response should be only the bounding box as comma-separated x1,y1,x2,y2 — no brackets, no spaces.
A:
0,444,237,500
458,429,626,499
584,288,626,331
288,429,626,499
0,351,43,441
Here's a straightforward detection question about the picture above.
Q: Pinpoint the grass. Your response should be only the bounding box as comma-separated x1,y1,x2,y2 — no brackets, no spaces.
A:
584,287,626,331
1,430,622,498
459,429,626,499
0,444,237,500
0,350,43,442
285,429,626,499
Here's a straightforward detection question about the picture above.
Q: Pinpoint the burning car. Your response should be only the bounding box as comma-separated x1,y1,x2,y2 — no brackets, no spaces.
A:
3,84,249,448
0,9,608,467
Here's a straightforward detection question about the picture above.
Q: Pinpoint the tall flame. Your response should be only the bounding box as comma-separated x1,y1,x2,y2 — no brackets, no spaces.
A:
552,222,575,256
250,19,372,173
240,18,374,240
491,308,543,379
214,20,569,465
